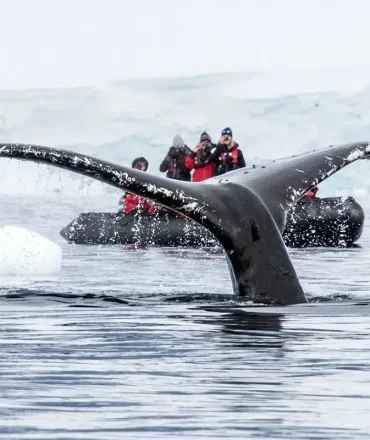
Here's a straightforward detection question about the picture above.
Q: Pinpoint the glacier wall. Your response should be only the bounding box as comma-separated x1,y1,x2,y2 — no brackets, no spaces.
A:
1,70,370,201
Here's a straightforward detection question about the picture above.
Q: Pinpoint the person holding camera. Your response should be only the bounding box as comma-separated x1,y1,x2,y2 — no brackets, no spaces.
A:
159,134,193,181
210,127,246,176
189,131,217,182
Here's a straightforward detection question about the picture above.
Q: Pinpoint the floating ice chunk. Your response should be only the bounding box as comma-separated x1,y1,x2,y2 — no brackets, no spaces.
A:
0,226,62,276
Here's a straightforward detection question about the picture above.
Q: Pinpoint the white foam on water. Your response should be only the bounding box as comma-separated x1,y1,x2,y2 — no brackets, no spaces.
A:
0,225,62,277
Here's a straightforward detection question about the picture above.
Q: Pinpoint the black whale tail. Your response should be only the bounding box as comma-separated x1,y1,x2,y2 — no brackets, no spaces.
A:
0,141,369,305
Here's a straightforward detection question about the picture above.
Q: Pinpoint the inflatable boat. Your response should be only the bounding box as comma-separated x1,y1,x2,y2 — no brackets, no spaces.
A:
283,196,364,247
60,196,365,248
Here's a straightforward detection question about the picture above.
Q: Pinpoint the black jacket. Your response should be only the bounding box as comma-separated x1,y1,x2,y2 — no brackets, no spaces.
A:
210,142,246,175
159,146,192,181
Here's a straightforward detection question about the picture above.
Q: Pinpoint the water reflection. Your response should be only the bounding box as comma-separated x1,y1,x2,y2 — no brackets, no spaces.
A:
195,306,285,350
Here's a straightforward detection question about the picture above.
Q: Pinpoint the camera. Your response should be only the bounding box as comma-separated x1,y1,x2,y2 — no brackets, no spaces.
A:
169,146,180,158
197,151,208,164
224,152,233,166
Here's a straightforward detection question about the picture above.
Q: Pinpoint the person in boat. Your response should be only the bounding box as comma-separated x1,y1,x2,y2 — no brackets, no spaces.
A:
124,192,157,215
131,156,149,171
118,156,184,220
119,157,157,216
209,127,246,176
188,131,217,182
302,186,319,200
159,134,193,181
118,157,150,211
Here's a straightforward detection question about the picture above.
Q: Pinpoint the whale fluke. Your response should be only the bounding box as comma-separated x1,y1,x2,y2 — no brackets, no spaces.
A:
211,142,370,232
0,141,369,306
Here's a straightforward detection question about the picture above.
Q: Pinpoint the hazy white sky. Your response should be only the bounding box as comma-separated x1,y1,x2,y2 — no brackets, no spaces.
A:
1,0,370,90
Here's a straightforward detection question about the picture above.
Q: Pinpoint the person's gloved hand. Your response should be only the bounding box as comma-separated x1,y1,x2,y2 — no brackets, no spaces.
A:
196,151,209,166
188,149,196,159
224,153,233,166
168,146,177,158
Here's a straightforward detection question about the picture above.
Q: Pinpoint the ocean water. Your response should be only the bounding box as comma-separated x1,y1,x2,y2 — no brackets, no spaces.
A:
0,194,370,439
1,70,370,438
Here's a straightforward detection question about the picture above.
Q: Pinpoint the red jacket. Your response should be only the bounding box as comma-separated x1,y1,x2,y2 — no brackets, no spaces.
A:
192,161,216,182
303,186,319,199
124,193,156,215
187,147,217,182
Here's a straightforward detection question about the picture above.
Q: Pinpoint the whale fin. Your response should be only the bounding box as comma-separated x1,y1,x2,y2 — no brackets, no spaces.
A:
0,143,213,224
214,141,370,232
0,142,369,306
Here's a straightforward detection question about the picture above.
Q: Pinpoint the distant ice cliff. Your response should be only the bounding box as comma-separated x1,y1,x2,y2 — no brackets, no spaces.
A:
0,69,369,201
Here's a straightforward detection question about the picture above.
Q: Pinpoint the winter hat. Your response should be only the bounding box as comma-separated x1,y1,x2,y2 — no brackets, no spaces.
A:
132,157,149,171
173,134,185,148
221,127,233,137
200,131,211,142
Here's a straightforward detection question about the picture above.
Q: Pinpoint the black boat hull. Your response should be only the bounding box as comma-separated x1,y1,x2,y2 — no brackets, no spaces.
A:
60,197,365,248
283,196,364,247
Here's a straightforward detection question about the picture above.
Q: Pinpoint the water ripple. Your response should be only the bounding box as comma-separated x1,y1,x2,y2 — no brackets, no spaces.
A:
0,197,370,438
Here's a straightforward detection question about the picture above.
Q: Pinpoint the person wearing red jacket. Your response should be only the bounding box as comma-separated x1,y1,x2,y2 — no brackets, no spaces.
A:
121,157,157,216
302,186,319,200
188,132,217,182
124,193,157,215
209,127,246,176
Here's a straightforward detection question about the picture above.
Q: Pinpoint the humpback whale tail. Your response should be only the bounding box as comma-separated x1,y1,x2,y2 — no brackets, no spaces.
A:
0,141,369,306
